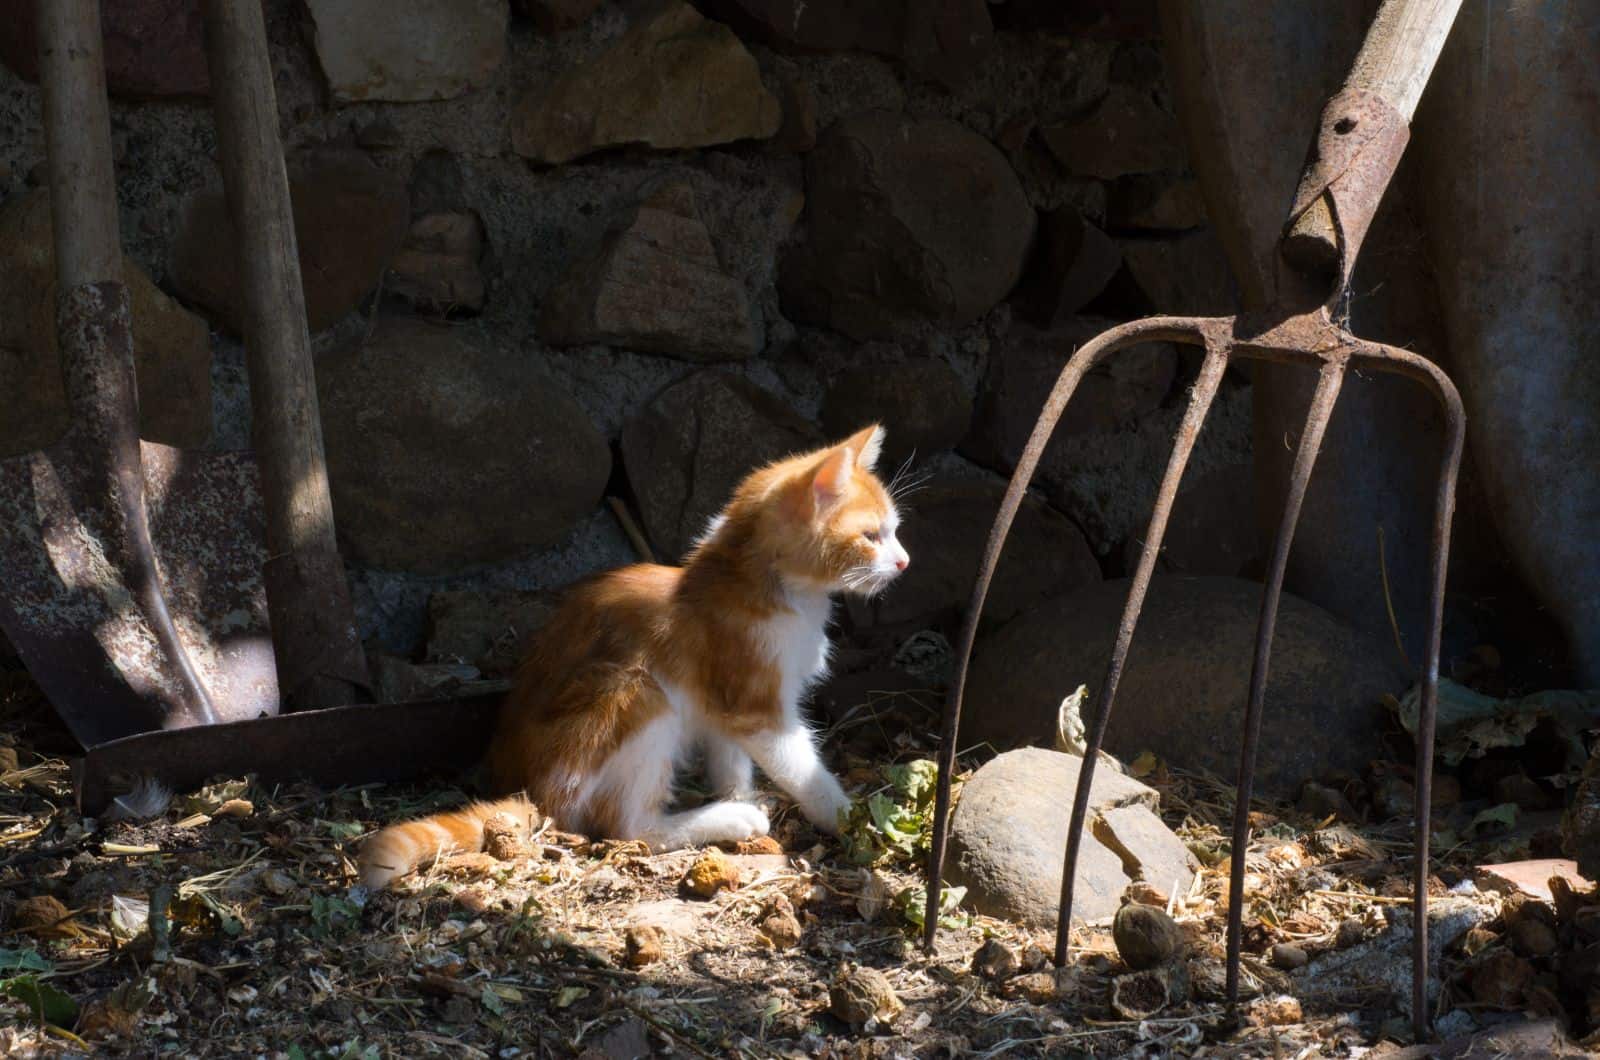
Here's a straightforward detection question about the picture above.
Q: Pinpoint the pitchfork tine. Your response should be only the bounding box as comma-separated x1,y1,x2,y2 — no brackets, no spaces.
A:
924,317,1215,953
1053,343,1228,964
1225,358,1346,1006
1346,343,1464,1036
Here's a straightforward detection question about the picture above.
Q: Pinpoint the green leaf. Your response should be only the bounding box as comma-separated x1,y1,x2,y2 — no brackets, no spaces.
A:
1,974,79,1027
0,948,52,974
1469,802,1520,836
479,984,506,1016
894,884,967,933
322,820,366,842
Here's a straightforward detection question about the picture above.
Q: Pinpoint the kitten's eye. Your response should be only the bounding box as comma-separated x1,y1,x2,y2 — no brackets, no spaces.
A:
863,529,881,544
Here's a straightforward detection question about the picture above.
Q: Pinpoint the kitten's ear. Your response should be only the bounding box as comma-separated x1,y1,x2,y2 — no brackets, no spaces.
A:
845,424,885,472
811,444,856,513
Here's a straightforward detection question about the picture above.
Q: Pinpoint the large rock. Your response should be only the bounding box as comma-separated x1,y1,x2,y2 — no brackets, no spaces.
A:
694,0,994,90
819,359,971,472
946,748,1196,927
849,477,1100,633
318,318,610,574
516,0,603,33
0,0,208,98
620,372,821,562
1013,208,1122,328
386,211,487,316
1123,463,1256,578
0,190,211,456
304,0,509,103
511,3,781,164
540,179,756,361
170,150,409,335
1119,229,1239,315
963,576,1407,795
425,589,561,677
961,317,1250,554
779,111,1035,340
1041,87,1184,180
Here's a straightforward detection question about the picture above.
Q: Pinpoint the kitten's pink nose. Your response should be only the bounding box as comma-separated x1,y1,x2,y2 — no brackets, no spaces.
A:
895,556,909,571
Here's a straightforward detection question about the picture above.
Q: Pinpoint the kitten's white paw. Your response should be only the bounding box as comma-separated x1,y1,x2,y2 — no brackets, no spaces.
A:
802,781,853,835
702,800,770,842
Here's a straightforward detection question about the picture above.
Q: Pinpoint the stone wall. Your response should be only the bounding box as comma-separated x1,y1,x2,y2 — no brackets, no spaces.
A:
0,0,1253,672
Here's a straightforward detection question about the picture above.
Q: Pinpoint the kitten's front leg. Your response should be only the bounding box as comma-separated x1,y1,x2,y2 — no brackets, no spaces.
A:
738,724,851,834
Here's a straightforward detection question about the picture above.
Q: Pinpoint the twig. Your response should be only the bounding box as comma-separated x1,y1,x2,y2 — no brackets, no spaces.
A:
1377,525,1416,676
149,882,174,964
607,496,657,564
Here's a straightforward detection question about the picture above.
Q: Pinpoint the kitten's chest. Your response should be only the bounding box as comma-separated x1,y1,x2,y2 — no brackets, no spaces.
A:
757,593,833,705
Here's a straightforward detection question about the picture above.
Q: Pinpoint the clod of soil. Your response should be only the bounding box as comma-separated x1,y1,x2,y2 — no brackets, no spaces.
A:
972,938,1020,981
624,924,666,968
683,848,740,898
829,964,903,1027
1113,900,1186,969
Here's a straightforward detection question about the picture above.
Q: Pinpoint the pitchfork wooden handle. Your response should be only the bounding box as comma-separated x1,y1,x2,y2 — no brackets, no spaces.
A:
1282,0,1464,286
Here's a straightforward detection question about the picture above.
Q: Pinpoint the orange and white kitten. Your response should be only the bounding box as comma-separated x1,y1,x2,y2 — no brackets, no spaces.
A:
359,425,910,889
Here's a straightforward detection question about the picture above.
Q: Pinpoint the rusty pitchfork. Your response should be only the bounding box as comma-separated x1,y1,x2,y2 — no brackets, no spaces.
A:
925,0,1466,1038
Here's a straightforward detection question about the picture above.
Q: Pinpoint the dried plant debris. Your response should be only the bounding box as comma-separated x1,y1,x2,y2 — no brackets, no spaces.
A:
1,664,1599,1056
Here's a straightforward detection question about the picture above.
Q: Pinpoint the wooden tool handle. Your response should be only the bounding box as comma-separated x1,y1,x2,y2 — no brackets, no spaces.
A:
1348,0,1465,120
203,0,372,709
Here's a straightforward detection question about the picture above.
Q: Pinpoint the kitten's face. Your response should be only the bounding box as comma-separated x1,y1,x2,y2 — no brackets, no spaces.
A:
783,425,911,597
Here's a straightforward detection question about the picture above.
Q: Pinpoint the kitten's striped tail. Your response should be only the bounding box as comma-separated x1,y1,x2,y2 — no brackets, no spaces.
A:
358,794,536,890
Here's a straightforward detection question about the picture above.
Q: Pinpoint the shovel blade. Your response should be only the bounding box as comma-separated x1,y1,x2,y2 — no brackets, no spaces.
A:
0,439,278,748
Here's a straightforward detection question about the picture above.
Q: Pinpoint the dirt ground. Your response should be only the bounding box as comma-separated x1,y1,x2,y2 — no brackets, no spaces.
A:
0,663,1594,1059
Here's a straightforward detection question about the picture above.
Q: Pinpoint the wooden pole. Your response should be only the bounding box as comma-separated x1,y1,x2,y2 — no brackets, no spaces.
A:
38,0,120,289
201,0,371,710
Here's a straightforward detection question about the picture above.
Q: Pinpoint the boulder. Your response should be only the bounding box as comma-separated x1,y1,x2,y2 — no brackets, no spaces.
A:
510,2,781,164
770,71,819,155
540,179,756,361
961,318,1250,554
1041,87,1184,180
963,576,1407,795
620,372,821,561
994,0,1159,38
0,190,211,457
694,0,994,90
946,748,1195,927
819,359,971,472
1013,208,1122,329
1119,229,1239,316
1108,175,1209,232
386,212,487,316
849,477,1100,633
779,111,1035,340
170,149,409,335
1122,463,1256,578
974,317,1175,442
516,0,603,33
317,318,610,574
303,0,509,103
0,0,208,98
425,589,561,676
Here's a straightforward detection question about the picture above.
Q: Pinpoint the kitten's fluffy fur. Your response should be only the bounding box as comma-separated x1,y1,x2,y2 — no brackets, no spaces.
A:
359,425,910,889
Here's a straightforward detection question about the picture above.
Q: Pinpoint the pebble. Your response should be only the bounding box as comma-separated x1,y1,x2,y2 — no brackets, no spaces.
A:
1270,942,1309,970
1113,901,1185,970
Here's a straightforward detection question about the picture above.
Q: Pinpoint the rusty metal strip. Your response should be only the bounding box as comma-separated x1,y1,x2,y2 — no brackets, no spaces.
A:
1224,357,1348,1003
1352,343,1466,1033
74,691,504,816
1052,345,1230,964
923,316,1224,951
